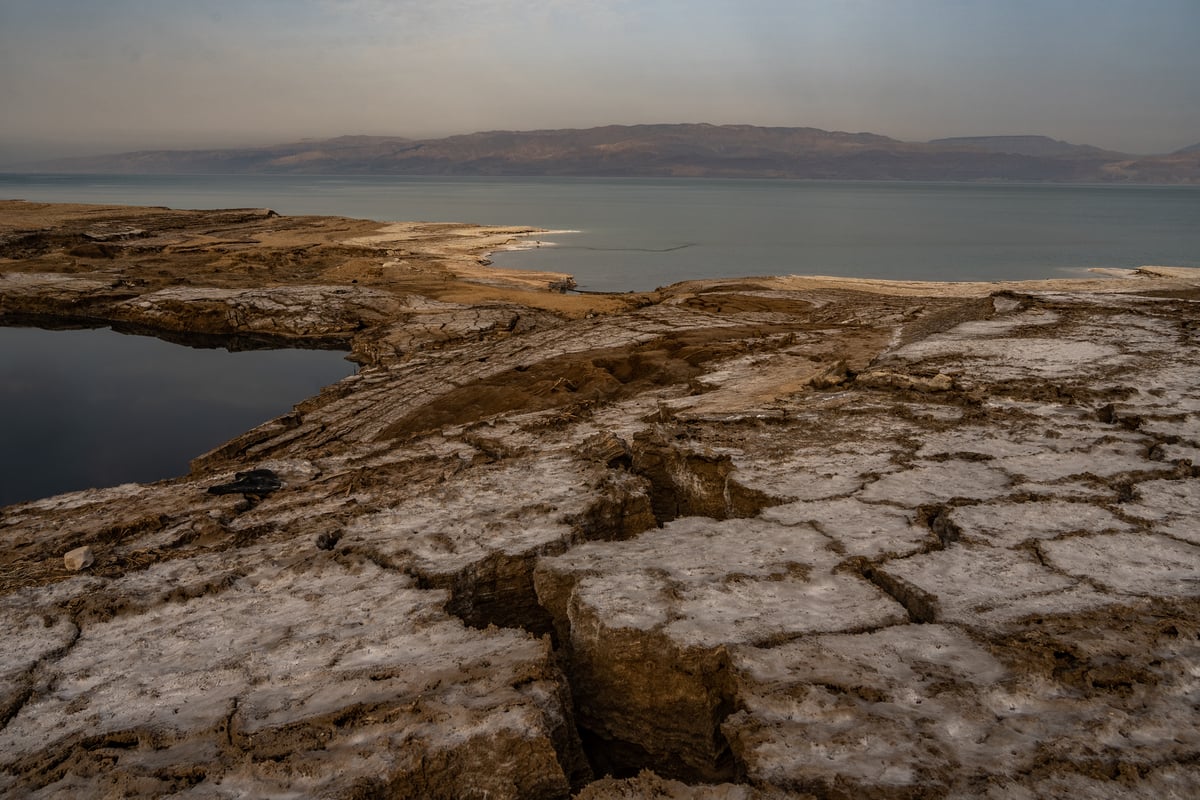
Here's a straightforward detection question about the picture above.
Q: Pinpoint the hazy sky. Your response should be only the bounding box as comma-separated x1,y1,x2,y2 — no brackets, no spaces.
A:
2,0,1198,162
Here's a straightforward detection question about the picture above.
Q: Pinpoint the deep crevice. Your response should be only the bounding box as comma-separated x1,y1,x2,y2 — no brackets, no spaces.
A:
332,471,672,791
849,556,939,624
406,472,659,638
433,549,559,636
0,669,36,731
336,437,928,789
566,641,741,786
629,431,783,525
916,503,962,548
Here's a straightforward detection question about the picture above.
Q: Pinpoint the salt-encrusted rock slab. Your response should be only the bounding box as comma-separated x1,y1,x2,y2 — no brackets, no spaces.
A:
760,498,933,559
947,499,1132,548
0,558,578,799
1121,478,1200,546
872,543,1106,629
1039,532,1200,597
113,284,402,339
725,625,1009,797
723,611,1200,798
535,517,907,779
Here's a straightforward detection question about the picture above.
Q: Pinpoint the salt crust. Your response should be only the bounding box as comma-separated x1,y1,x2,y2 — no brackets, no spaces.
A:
540,517,906,648
1039,532,1200,597
0,560,556,772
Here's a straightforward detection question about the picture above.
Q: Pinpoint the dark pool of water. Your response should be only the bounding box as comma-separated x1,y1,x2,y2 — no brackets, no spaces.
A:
0,326,356,506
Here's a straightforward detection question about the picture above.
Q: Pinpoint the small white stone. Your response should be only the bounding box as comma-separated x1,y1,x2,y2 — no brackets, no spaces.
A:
63,546,94,571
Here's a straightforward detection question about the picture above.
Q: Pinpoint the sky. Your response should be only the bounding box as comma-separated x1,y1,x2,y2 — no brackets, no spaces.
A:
2,0,1198,163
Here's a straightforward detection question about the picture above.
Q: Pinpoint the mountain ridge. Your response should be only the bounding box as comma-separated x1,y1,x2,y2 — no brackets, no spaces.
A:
926,135,1132,160
14,124,1200,184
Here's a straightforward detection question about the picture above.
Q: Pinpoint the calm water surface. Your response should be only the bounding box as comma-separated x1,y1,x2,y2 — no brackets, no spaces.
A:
0,326,354,506
3,174,1198,291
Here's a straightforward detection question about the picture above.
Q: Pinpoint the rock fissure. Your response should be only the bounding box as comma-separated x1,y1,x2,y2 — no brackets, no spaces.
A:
854,560,940,624
629,433,786,525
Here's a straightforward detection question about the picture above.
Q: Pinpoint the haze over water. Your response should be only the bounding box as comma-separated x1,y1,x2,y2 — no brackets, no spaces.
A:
3,174,1199,292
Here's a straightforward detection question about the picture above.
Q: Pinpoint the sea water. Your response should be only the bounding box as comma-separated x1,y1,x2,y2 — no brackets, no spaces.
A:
3,174,1198,291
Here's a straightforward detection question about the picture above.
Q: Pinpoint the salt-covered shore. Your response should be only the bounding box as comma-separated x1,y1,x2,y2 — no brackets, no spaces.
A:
2,200,1199,798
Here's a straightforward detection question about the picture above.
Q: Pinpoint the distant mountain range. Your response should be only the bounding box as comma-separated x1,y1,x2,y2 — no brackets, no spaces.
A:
15,124,1200,183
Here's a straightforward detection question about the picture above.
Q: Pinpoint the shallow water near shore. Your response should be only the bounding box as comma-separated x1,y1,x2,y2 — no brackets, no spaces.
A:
0,326,355,506
3,174,1199,291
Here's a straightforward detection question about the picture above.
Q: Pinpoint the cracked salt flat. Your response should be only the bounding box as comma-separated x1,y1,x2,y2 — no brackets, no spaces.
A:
1039,532,1200,597
898,402,965,423
876,544,1093,627
1122,478,1200,545
912,418,1164,485
761,497,931,559
941,310,1061,336
948,500,1131,548
915,414,1144,453
1072,313,1181,353
0,560,555,766
897,337,1128,381
1007,480,1114,500
998,439,1162,482
858,460,1012,505
1130,365,1200,413
880,307,1146,383
732,623,1008,691
914,427,1049,461
1142,429,1200,462
549,517,842,589
0,576,108,708
1139,416,1200,441
734,447,900,501
539,517,907,646
665,573,908,648
726,626,1012,793
342,455,594,574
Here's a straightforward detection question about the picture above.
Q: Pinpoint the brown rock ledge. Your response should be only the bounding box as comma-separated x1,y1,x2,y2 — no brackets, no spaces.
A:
2,201,1199,798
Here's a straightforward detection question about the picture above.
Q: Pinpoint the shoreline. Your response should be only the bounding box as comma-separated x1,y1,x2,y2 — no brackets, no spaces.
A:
0,201,636,358
2,201,1199,798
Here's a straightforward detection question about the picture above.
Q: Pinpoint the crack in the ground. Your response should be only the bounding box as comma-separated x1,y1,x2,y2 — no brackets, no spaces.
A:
852,558,940,624
1,619,81,733
630,431,786,525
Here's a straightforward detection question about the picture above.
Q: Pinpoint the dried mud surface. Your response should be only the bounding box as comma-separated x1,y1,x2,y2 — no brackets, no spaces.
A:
2,201,1199,798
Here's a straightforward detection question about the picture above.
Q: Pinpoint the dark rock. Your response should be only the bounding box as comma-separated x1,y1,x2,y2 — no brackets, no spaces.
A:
207,468,283,497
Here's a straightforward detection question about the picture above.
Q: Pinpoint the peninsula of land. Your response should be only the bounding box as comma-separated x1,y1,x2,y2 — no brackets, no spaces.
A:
1,201,1199,798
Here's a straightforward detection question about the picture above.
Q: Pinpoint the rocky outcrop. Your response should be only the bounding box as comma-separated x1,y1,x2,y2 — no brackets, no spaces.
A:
2,203,1199,797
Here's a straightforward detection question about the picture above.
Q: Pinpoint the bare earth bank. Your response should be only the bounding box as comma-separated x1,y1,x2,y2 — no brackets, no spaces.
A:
2,201,1199,798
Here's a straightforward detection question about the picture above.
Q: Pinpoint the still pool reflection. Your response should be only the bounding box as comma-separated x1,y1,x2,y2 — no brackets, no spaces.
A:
0,326,357,506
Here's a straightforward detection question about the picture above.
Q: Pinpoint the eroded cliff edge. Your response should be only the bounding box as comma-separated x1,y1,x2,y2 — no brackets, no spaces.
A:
2,201,1199,798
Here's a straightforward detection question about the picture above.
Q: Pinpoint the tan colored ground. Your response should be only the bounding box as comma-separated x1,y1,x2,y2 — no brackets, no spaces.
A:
0,200,633,319
2,202,1199,798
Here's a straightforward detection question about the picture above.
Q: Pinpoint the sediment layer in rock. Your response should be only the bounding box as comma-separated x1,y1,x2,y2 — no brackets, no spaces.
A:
2,201,1199,798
